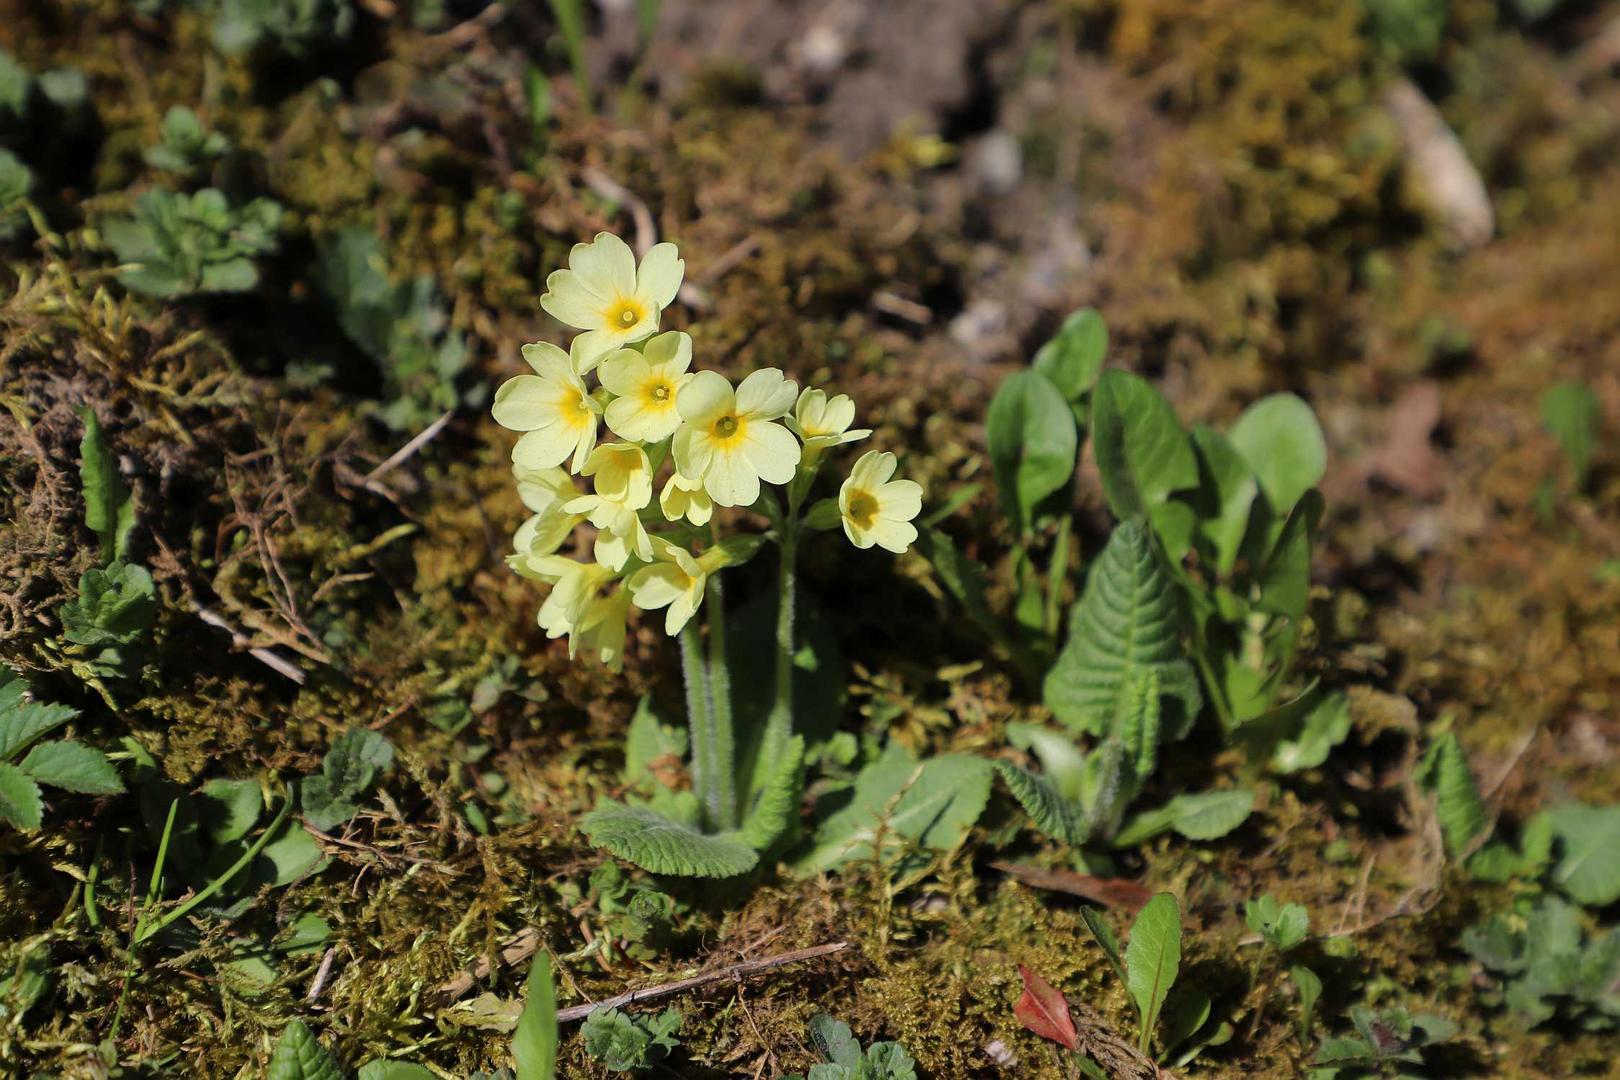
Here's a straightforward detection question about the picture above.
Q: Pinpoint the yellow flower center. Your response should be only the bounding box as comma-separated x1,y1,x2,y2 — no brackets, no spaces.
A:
647,380,672,403
711,414,746,445
605,296,647,328
845,489,879,529
562,387,594,428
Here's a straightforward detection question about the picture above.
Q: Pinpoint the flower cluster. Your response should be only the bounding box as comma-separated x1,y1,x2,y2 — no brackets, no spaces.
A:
495,233,922,669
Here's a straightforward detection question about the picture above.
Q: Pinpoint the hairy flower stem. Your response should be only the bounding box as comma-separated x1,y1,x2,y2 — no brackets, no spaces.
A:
757,515,799,793
680,621,731,831
703,574,739,829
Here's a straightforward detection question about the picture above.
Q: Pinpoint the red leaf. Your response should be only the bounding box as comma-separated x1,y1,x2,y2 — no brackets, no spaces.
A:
1014,965,1078,1051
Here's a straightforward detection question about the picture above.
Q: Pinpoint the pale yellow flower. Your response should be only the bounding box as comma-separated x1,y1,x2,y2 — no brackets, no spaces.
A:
574,443,654,509
512,464,584,556
839,450,922,554
787,387,871,463
493,340,601,472
571,587,633,671
627,537,709,636
540,232,684,367
558,443,655,570
600,331,693,443
672,368,801,507
658,471,713,526
508,555,616,639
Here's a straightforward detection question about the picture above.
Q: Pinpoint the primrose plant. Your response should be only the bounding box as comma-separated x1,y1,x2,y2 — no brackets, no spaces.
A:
493,232,921,878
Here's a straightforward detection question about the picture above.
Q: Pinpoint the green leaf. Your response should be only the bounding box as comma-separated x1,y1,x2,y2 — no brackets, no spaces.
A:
1115,789,1253,847
1543,803,1620,906
740,735,804,851
1081,906,1126,984
268,1020,345,1080
1044,523,1201,738
0,761,44,830
1418,733,1488,857
995,760,1079,845
1006,722,1087,803
512,951,558,1080
302,728,394,831
1090,370,1197,521
808,1014,863,1069
0,670,78,762
1125,893,1181,1053
986,370,1078,532
199,777,264,845
1227,394,1327,518
1187,426,1259,576
624,696,686,787
1244,894,1309,950
582,1006,681,1072
18,739,122,795
1033,308,1108,403
793,745,992,875
79,408,134,563
1541,380,1601,491
1255,490,1323,621
1290,965,1321,1043
357,1064,434,1080
1270,690,1351,774
581,802,759,878
60,562,155,650
1160,990,1211,1061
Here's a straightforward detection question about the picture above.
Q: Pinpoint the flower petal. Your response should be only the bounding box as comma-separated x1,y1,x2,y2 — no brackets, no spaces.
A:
643,329,692,375
703,446,760,507
539,270,605,328
597,348,648,398
879,478,923,522
850,449,897,488
512,425,578,470
735,368,798,419
637,243,685,307
570,232,636,297
677,370,734,424
741,420,802,485
519,341,574,380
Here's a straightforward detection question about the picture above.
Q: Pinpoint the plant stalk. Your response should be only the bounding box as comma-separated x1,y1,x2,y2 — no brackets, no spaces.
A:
759,518,799,789
703,573,738,828
679,621,731,831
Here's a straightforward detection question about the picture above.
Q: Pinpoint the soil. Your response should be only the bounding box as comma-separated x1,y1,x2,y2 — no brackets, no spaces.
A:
1,0,1617,1076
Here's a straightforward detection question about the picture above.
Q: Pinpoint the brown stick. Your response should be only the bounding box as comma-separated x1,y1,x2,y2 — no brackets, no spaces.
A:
554,941,852,1023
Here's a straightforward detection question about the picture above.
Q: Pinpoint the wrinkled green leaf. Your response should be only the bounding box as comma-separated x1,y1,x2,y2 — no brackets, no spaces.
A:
268,1019,345,1080
0,761,44,830
1044,523,1201,739
0,670,78,762
995,760,1079,845
793,745,992,875
581,802,759,878
79,409,135,563
18,739,122,795
1417,733,1488,858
